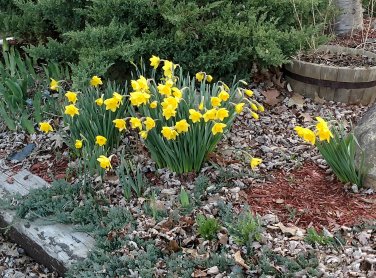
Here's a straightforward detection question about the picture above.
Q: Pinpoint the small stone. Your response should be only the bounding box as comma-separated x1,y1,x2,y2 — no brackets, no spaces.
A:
207,266,219,275
351,184,359,193
229,187,240,193
261,214,279,225
161,188,177,195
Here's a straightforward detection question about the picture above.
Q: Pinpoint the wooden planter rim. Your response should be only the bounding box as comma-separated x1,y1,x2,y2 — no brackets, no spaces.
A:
284,45,376,90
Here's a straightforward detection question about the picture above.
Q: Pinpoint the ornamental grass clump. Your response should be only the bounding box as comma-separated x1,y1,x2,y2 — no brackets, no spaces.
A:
294,117,367,187
126,56,263,173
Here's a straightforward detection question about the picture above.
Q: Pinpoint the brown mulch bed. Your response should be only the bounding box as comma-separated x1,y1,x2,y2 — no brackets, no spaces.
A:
246,163,376,229
29,157,70,183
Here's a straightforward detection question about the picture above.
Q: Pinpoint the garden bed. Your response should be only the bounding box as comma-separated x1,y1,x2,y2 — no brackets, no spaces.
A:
1,83,375,276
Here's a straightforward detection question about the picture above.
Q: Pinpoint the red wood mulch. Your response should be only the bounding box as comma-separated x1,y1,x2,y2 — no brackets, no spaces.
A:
29,157,70,183
245,163,376,229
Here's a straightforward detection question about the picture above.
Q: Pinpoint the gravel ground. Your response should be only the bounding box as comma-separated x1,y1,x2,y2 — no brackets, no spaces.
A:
0,234,59,277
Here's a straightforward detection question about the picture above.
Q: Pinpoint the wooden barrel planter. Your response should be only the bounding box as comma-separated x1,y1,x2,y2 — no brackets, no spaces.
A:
284,45,376,105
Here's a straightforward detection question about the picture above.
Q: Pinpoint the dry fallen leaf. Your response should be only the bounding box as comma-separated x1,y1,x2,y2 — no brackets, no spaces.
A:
314,94,326,104
234,251,249,269
261,89,281,106
275,222,305,237
287,93,305,109
192,269,207,277
167,240,180,253
299,112,312,122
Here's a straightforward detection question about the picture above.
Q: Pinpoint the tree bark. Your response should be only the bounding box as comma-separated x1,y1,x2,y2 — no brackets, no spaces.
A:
334,0,363,35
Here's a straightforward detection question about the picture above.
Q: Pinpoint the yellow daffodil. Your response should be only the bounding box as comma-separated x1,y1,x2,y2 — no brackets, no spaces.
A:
130,91,151,107
211,97,221,107
158,83,172,97
250,103,258,111
245,89,254,97
104,97,119,112
218,90,230,102
203,109,217,122
65,91,77,104
39,122,53,133
315,117,333,142
216,108,229,121
161,126,178,140
175,119,190,133
196,72,205,82
113,119,126,132
131,76,149,92
250,158,262,169
95,96,104,106
258,104,265,112
150,101,158,109
75,139,83,149
235,103,245,114
113,92,124,104
90,76,103,87
212,123,227,135
172,87,182,98
163,60,175,78
50,78,59,91
144,117,156,131
199,100,204,110
162,107,177,120
189,109,202,123
316,117,328,130
317,129,333,142
97,155,112,170
294,126,306,137
95,135,107,146
130,117,142,130
64,104,79,117
161,96,179,110
150,55,161,69
251,112,259,120
294,126,316,145
206,75,213,83
139,130,148,139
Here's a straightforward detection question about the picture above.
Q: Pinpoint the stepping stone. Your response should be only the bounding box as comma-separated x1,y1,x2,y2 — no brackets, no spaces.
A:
0,169,95,276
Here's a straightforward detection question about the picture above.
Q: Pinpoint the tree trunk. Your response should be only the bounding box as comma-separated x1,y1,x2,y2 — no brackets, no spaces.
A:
334,0,363,35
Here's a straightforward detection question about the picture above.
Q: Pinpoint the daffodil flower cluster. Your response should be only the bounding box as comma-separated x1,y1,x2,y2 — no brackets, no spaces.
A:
122,56,264,173
294,117,333,145
39,59,265,174
39,76,128,172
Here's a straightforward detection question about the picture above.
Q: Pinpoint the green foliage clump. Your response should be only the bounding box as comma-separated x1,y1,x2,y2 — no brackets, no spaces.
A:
117,158,149,200
0,44,69,133
316,123,368,187
305,227,335,246
258,248,320,277
16,180,104,228
1,0,333,81
196,214,220,240
226,209,262,246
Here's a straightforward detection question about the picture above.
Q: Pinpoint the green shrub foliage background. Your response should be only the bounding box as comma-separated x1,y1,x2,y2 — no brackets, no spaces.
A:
0,0,332,81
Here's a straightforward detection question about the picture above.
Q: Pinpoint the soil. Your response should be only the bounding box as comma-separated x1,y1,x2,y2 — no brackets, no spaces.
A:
246,163,376,229
297,51,376,67
330,18,376,52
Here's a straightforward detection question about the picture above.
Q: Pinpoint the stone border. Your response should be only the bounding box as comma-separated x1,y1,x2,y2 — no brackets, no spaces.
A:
0,169,95,276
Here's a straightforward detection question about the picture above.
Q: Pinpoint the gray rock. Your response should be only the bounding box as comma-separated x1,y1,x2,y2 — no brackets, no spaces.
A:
355,105,376,189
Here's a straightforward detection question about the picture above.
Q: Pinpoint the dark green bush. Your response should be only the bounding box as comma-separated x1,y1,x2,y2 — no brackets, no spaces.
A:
0,0,333,81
